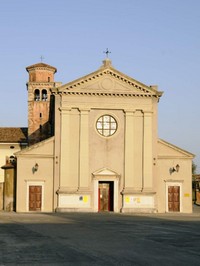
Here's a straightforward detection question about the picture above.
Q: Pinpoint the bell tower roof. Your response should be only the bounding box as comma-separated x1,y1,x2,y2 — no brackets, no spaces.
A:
26,62,57,83
26,62,57,73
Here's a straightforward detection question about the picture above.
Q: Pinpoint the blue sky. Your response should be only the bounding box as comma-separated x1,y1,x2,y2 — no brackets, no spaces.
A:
0,0,200,171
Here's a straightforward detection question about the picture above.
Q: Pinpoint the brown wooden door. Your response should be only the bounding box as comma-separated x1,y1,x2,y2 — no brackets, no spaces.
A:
99,183,110,211
98,182,114,212
29,186,42,211
168,186,180,212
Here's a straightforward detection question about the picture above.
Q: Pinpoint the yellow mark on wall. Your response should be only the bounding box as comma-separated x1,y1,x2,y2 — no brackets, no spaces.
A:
83,196,88,203
134,198,141,203
125,196,130,203
184,193,190,197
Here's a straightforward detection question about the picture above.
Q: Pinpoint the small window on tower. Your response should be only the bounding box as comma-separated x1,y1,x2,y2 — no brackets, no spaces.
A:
34,89,40,101
40,113,42,118
48,77,50,82
42,89,48,101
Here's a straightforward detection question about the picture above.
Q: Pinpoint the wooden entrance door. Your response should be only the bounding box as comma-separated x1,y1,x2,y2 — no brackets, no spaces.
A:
168,186,180,212
98,182,113,211
29,186,42,211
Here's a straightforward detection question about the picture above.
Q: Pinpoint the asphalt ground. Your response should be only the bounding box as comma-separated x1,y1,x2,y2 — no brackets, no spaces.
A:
0,206,200,266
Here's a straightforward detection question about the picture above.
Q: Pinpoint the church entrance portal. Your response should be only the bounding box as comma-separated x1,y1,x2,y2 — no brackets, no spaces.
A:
98,181,114,212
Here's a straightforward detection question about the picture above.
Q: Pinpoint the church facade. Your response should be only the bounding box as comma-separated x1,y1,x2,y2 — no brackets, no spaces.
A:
14,59,194,213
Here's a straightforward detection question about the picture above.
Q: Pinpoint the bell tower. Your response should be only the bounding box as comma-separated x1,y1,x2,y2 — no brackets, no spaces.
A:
26,63,61,145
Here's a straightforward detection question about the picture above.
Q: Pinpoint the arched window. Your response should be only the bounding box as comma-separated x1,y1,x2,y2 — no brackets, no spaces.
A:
42,89,48,101
34,89,40,101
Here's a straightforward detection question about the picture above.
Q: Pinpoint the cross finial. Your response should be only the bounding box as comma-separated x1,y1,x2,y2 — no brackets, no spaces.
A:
40,55,45,62
103,48,111,58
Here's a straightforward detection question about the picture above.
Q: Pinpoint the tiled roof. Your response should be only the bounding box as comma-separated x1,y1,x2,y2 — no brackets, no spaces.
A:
0,127,28,143
26,63,57,73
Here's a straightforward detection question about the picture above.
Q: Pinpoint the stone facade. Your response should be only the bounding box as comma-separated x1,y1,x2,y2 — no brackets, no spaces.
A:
15,59,194,213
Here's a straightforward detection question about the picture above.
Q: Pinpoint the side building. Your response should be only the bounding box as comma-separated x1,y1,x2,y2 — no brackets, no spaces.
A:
0,128,28,210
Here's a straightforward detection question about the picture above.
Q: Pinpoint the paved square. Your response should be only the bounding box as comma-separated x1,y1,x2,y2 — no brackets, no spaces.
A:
0,210,200,265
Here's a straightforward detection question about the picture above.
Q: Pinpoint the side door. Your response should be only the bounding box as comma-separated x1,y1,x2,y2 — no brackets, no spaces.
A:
29,186,42,211
168,186,180,212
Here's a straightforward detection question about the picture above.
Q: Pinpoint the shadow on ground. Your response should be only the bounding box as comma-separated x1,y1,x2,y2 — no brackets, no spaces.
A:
0,206,200,265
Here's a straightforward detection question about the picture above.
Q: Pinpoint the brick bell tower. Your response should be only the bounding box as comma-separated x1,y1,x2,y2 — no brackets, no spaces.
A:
26,62,61,145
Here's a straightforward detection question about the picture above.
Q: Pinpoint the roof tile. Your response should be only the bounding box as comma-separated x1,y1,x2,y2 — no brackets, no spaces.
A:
0,127,28,143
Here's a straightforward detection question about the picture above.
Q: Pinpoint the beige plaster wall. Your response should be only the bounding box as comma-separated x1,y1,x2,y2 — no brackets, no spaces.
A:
56,87,159,212
0,183,3,210
89,109,124,210
16,138,54,212
0,143,21,182
16,156,54,212
89,109,124,182
156,158,193,213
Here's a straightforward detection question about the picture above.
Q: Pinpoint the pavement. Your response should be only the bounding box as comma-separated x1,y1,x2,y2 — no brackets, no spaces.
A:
0,206,200,265
193,203,200,213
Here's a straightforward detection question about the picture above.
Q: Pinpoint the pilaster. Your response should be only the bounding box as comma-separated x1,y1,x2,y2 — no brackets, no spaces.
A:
133,110,143,190
143,112,153,191
60,108,71,188
124,110,135,189
59,108,79,189
79,109,90,190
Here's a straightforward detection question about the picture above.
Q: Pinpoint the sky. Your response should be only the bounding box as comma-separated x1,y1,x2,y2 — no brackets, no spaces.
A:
0,0,200,171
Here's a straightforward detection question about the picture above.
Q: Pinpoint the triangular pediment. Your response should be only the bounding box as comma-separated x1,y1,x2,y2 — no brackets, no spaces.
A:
158,139,194,159
15,137,54,157
51,62,163,98
93,168,119,176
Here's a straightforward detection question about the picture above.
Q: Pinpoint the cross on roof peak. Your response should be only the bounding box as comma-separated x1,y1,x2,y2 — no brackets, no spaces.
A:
40,55,45,62
103,48,111,58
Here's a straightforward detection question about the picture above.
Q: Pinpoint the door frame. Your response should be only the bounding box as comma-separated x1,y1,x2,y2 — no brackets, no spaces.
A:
93,168,120,212
26,181,44,212
165,181,182,212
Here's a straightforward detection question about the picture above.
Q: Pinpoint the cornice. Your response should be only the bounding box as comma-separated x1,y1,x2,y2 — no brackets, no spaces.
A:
16,154,54,158
27,82,56,86
28,67,55,72
52,91,159,98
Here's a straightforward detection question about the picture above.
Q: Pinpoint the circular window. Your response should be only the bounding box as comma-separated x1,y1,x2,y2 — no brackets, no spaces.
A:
96,115,117,137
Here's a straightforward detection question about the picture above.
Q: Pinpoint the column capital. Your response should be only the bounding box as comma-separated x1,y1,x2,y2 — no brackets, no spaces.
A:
123,109,135,113
79,108,90,113
124,110,135,117
58,107,72,112
143,111,153,116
